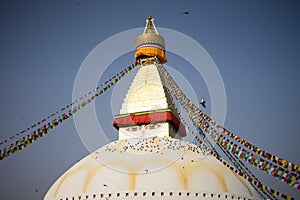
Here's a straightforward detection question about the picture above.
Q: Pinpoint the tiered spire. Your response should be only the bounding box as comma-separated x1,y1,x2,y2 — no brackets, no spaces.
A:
113,17,185,140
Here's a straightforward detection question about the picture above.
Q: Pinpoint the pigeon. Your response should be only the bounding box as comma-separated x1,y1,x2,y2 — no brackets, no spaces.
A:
200,97,206,108
183,11,189,16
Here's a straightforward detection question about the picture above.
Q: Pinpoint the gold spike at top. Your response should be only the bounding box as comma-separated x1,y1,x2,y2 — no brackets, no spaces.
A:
143,16,159,35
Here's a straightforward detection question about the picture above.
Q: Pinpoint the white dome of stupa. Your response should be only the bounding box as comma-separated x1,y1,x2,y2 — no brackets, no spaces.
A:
44,137,259,200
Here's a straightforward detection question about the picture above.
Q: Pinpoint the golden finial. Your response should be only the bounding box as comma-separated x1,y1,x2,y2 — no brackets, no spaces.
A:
135,16,167,64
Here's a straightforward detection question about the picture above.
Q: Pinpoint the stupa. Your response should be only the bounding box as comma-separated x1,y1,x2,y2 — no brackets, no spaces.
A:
44,16,260,200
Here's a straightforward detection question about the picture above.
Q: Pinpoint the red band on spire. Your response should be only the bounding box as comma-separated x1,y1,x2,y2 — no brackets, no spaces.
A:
113,109,186,136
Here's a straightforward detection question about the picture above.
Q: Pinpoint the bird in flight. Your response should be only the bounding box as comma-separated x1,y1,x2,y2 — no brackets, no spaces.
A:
200,97,206,108
183,11,189,16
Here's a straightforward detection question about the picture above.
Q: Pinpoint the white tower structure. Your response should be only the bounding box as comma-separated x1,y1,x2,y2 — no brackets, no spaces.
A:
44,17,260,200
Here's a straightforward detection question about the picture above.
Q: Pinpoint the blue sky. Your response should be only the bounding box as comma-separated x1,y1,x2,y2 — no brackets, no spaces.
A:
0,0,299,199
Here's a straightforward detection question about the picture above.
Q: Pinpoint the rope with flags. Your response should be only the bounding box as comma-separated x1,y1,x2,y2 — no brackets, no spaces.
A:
195,128,278,199
206,124,299,186
170,90,284,199
157,63,299,188
206,114,300,174
0,73,123,147
169,99,274,199
163,71,281,200
157,63,297,200
0,61,138,160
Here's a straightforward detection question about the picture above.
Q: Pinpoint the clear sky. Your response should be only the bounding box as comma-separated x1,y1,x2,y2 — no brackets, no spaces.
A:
0,0,299,199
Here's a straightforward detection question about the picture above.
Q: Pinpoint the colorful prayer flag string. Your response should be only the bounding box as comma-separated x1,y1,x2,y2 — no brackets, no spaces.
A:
160,65,284,199
205,114,300,174
158,62,300,174
0,61,138,160
204,124,299,187
156,63,300,194
0,62,138,147
171,99,295,199
210,150,295,200
178,108,294,200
